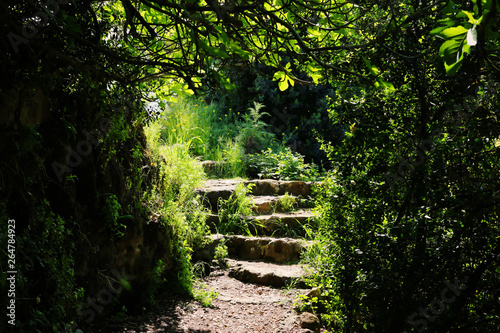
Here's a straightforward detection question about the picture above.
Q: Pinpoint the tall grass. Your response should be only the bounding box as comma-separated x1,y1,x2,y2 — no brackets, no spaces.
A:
157,98,241,160
143,112,209,295
150,97,260,178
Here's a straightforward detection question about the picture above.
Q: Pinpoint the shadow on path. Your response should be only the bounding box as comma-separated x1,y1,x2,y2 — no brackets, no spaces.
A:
86,293,211,333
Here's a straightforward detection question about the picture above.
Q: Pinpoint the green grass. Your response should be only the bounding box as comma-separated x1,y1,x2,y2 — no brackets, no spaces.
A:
217,183,256,235
155,98,242,160
147,97,286,179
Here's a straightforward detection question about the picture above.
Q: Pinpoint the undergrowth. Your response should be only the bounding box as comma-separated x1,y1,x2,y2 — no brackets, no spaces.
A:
217,183,256,235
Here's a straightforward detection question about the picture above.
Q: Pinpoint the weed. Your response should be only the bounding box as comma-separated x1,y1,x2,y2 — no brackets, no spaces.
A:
116,306,128,318
281,277,301,294
247,145,323,181
236,101,275,154
217,183,256,235
270,218,301,238
278,192,296,212
223,139,247,177
214,241,229,268
193,282,218,307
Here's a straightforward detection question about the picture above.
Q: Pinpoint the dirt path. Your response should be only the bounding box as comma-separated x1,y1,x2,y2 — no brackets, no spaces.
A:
87,267,317,333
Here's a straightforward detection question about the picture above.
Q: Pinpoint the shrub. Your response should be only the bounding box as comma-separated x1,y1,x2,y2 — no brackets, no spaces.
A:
247,146,323,181
235,101,275,154
143,115,211,297
217,183,256,235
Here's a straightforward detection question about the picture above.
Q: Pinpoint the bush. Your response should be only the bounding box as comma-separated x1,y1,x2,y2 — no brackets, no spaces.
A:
217,183,256,235
235,101,275,154
205,60,343,166
143,115,211,297
306,79,500,332
247,146,323,181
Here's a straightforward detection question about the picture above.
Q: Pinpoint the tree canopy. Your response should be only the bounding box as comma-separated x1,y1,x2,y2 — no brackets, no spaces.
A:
5,0,498,97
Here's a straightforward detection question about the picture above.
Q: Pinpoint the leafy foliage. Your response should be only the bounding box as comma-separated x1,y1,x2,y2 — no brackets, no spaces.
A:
310,52,500,333
432,0,500,74
235,101,275,154
217,183,256,235
247,146,323,181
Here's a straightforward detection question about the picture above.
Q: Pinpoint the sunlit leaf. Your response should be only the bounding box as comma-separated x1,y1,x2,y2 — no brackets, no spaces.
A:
437,26,468,39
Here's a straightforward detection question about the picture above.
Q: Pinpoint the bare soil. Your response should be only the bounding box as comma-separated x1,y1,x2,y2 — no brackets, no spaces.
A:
87,267,320,333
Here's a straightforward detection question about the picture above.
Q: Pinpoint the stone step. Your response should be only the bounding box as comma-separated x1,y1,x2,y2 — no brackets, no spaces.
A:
227,258,309,288
225,235,310,263
193,234,311,264
205,210,315,237
196,179,318,212
245,179,315,197
243,210,315,237
251,195,314,214
195,179,242,212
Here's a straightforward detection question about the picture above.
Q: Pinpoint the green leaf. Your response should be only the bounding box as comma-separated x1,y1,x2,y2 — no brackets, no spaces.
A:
279,78,289,91
437,26,468,39
457,10,477,24
310,73,322,84
378,79,395,92
444,58,463,74
430,18,456,35
120,279,131,291
362,56,379,76
273,71,285,81
441,0,456,14
273,70,290,91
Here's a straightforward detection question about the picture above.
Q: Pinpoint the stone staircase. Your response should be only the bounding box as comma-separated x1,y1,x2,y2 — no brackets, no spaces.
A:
194,178,318,288
197,178,316,237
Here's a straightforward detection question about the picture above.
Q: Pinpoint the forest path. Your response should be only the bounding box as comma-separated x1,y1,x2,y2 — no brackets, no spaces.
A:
88,178,322,333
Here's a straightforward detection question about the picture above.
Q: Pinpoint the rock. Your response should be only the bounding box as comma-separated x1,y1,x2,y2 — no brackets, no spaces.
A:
205,214,220,232
277,181,313,196
192,234,225,262
262,238,303,263
224,235,307,263
227,259,306,288
299,312,320,332
251,195,279,214
245,179,280,195
244,179,314,197
200,160,226,174
195,179,242,212
244,211,315,237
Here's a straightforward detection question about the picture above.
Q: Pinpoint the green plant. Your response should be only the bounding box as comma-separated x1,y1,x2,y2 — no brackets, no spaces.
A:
247,146,323,181
269,218,301,238
192,282,218,307
213,241,229,268
217,183,256,235
236,101,275,154
277,192,296,212
281,277,301,293
222,139,247,178
143,117,213,299
7,200,82,332
103,194,129,238
116,305,128,318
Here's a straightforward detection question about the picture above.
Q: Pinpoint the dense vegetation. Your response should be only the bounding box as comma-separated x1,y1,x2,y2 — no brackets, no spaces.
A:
1,0,499,332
